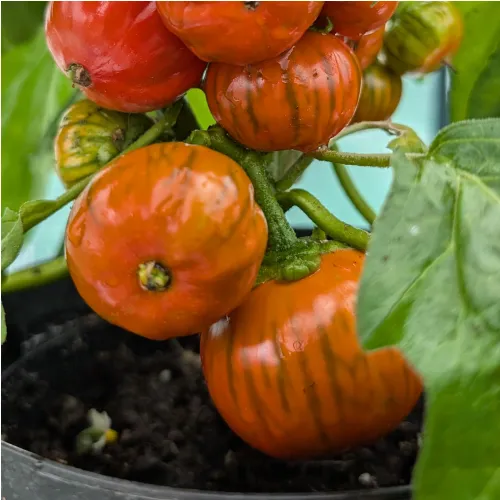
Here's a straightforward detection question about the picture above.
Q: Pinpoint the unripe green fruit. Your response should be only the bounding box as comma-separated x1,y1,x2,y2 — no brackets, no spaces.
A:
384,1,463,75
54,100,152,187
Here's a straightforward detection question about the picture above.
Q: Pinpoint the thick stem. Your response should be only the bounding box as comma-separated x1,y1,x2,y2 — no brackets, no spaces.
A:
21,103,183,234
205,127,298,252
1,256,68,293
277,189,369,252
332,163,376,226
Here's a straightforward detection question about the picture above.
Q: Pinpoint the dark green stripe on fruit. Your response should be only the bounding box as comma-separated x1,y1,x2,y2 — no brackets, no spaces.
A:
287,302,331,445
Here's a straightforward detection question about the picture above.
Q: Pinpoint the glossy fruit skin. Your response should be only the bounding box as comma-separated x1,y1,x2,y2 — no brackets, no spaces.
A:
65,143,268,340
321,1,398,40
353,63,402,123
45,2,206,113
384,1,463,75
205,32,362,153
201,250,422,459
55,100,152,188
354,26,385,70
156,1,324,66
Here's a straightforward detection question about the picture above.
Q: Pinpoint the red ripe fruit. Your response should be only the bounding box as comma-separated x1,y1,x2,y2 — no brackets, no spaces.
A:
322,1,398,40
205,32,362,153
156,1,324,66
354,26,385,70
45,1,206,113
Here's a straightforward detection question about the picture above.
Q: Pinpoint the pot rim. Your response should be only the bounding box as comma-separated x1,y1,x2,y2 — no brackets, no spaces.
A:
2,441,411,500
2,320,412,500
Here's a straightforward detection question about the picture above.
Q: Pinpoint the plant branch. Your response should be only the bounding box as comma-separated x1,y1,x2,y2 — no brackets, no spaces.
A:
332,163,376,226
312,148,394,167
187,126,298,252
2,256,68,293
277,189,369,252
332,120,406,142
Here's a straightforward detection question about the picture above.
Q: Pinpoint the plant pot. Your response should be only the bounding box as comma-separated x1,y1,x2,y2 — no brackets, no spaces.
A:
2,250,416,500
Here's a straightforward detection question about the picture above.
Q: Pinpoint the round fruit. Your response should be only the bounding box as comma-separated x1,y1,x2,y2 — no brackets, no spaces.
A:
156,1,324,65
65,143,268,340
353,63,402,123
55,100,152,188
205,32,361,153
201,250,422,459
321,1,398,40
354,26,385,70
384,1,463,75
45,1,206,113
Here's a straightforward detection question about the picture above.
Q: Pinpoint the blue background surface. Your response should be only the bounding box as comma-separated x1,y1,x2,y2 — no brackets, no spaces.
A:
10,71,444,272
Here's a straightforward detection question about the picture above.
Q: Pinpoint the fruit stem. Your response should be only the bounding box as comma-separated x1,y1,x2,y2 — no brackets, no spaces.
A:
137,261,171,292
331,162,376,226
277,189,369,252
332,120,408,141
205,126,298,252
1,256,68,293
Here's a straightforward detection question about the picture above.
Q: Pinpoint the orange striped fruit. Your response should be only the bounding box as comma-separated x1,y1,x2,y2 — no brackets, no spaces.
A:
201,249,422,459
353,62,402,123
204,31,362,153
65,142,268,340
156,1,324,65
354,26,385,70
321,1,398,40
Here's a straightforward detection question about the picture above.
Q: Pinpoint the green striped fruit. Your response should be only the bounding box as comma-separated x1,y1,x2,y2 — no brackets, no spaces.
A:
383,1,463,75
54,100,152,187
353,62,402,123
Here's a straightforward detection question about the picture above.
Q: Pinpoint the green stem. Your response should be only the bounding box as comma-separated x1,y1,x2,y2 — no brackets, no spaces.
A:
21,102,183,234
275,155,314,191
332,163,376,226
312,148,393,167
201,126,298,252
277,189,369,252
332,120,406,142
2,256,68,293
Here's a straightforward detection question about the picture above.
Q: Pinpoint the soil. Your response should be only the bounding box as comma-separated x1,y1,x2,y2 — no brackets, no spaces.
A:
2,312,422,494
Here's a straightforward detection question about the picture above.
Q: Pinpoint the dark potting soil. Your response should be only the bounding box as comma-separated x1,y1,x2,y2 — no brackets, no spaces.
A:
2,312,422,494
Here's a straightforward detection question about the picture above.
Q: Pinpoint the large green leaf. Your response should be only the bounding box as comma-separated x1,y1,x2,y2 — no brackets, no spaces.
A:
1,1,47,54
1,28,74,213
450,2,500,120
357,119,500,500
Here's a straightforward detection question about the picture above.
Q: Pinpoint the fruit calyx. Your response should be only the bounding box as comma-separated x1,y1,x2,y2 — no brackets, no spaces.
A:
138,261,171,292
256,237,347,286
67,63,92,88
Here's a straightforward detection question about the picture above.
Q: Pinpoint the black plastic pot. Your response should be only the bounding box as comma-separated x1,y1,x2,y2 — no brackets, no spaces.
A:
2,254,412,500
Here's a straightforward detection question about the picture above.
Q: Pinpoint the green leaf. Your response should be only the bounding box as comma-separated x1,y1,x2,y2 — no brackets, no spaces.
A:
1,304,7,344
357,119,500,500
387,125,427,154
1,208,24,271
1,1,47,54
186,88,216,130
1,28,74,214
450,2,500,120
